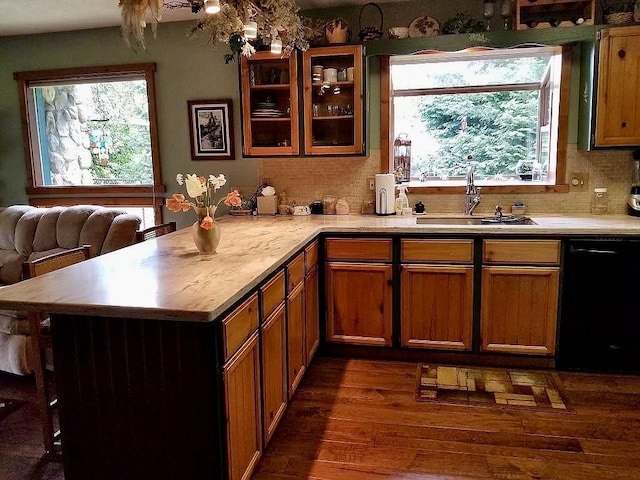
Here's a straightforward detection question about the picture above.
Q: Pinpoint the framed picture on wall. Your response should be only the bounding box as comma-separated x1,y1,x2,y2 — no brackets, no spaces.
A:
188,99,235,160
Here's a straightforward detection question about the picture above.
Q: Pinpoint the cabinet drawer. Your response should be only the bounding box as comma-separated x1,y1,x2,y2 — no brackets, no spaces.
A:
305,240,319,274
401,239,473,263
223,293,259,361
260,270,285,320
325,238,392,262
287,252,305,291
483,240,560,265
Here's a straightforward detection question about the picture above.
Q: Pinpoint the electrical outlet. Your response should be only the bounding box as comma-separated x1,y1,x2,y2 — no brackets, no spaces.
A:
569,172,588,191
367,176,375,191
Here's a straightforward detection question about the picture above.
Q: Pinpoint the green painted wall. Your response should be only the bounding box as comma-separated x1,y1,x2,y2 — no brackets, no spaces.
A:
0,21,255,210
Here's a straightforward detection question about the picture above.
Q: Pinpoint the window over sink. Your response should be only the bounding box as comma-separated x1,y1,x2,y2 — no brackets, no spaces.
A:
384,45,571,192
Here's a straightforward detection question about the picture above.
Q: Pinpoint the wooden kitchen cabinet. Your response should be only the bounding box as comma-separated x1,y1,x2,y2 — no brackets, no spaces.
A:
303,45,365,155
305,241,320,363
224,331,261,480
325,238,393,347
259,271,286,447
595,26,640,146
240,51,299,156
287,253,306,399
400,239,474,351
480,240,560,355
260,303,287,446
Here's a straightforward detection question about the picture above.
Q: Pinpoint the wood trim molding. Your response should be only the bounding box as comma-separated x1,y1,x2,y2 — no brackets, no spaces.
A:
380,55,391,173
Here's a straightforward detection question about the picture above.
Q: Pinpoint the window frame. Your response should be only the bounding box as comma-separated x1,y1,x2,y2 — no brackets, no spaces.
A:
13,63,165,220
380,46,572,194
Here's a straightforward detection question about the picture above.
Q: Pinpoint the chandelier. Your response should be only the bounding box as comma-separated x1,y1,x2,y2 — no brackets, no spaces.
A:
118,0,314,62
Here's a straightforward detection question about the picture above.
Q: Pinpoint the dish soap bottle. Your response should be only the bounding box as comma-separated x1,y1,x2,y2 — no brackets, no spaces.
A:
395,185,410,215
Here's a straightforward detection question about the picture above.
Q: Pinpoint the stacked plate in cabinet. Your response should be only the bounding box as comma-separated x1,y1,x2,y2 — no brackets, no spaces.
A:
252,101,285,118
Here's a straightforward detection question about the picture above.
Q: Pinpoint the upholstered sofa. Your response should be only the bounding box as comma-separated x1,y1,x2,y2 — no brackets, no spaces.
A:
0,205,141,375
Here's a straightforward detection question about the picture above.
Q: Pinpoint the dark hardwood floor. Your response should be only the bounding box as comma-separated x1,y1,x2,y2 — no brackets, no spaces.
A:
2,357,640,480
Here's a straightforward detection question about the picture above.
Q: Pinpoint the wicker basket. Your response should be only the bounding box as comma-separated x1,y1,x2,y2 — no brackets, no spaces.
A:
358,3,384,42
605,11,634,24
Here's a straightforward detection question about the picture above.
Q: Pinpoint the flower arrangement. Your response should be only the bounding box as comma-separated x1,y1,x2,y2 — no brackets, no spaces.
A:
166,173,241,230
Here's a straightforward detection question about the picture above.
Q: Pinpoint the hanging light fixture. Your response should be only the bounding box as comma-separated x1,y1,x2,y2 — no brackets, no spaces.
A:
244,21,258,39
270,28,282,54
204,0,220,14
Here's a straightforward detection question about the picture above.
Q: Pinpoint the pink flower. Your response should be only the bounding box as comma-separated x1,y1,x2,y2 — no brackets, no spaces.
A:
224,190,242,207
166,193,191,212
200,215,214,230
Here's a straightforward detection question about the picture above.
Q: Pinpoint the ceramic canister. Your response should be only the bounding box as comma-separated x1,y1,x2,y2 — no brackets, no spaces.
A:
323,68,338,83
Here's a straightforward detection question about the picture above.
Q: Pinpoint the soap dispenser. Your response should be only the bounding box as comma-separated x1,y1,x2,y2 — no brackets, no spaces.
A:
395,185,410,215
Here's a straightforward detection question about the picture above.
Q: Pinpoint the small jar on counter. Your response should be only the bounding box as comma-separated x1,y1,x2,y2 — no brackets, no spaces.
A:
323,194,336,215
336,198,349,215
591,188,608,215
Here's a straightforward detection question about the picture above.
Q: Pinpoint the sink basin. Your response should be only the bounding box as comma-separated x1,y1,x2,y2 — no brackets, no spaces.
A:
416,215,537,226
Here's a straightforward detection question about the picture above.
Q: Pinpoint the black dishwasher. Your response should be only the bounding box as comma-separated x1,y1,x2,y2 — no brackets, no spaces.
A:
559,238,640,372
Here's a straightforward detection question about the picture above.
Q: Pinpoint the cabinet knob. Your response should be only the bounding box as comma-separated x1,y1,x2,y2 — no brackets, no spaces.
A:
618,49,626,59
622,121,627,128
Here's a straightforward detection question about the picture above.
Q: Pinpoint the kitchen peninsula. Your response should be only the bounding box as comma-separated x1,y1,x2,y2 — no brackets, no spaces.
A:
1,214,640,480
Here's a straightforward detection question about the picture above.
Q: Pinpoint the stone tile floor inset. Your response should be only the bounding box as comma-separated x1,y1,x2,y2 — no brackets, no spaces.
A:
415,364,570,411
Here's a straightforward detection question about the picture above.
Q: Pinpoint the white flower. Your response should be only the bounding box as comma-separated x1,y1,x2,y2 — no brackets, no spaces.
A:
209,174,227,190
262,185,276,197
184,173,206,199
176,173,184,185
241,42,256,57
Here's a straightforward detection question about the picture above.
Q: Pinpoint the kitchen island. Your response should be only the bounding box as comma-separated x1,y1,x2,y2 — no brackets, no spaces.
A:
1,213,639,480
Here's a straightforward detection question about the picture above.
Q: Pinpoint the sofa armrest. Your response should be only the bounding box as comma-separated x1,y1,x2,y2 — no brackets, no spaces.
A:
101,214,141,254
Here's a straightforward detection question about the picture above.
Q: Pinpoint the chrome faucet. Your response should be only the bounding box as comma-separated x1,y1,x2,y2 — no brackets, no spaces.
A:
464,165,481,215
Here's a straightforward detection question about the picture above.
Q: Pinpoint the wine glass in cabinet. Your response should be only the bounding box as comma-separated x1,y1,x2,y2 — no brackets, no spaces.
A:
303,45,364,155
240,51,299,156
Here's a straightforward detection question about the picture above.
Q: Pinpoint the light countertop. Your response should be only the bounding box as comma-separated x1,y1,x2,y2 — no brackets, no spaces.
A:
0,213,639,322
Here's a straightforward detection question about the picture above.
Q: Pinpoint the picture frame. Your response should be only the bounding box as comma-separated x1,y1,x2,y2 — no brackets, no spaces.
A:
188,99,235,160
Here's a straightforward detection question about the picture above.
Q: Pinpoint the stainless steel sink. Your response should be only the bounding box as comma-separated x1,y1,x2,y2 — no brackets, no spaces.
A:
416,215,537,226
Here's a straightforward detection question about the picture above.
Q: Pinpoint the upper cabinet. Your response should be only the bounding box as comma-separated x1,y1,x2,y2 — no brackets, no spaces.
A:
240,51,299,156
594,26,640,147
303,45,365,155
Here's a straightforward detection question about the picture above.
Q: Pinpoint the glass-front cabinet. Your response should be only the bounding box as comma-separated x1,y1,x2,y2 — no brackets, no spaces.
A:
303,45,364,155
240,51,299,156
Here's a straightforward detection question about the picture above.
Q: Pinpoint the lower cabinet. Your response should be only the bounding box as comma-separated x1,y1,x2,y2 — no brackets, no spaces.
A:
400,239,474,351
305,266,320,362
401,264,473,351
480,240,561,356
325,237,393,347
223,332,262,480
260,303,287,446
287,252,307,399
287,281,306,399
480,266,559,355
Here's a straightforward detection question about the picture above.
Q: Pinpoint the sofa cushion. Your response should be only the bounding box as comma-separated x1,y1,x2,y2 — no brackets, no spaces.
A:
101,214,141,254
14,208,46,257
0,206,33,251
0,250,26,285
56,205,100,249
32,207,64,252
80,208,126,257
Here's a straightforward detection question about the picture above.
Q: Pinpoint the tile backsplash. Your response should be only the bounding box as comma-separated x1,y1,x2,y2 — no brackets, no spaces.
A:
257,145,636,215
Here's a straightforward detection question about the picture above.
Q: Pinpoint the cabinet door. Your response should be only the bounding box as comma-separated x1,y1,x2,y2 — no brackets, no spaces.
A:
302,45,364,155
305,266,320,363
261,303,287,447
325,262,393,346
240,51,299,156
595,26,640,146
401,264,473,351
224,332,261,480
481,266,559,355
287,281,306,399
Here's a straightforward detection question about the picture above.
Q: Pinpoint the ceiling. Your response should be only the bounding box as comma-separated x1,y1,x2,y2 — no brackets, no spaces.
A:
0,0,388,37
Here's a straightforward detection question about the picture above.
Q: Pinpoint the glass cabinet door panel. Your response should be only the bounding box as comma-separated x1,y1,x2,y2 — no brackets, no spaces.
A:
241,52,299,156
303,45,364,155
